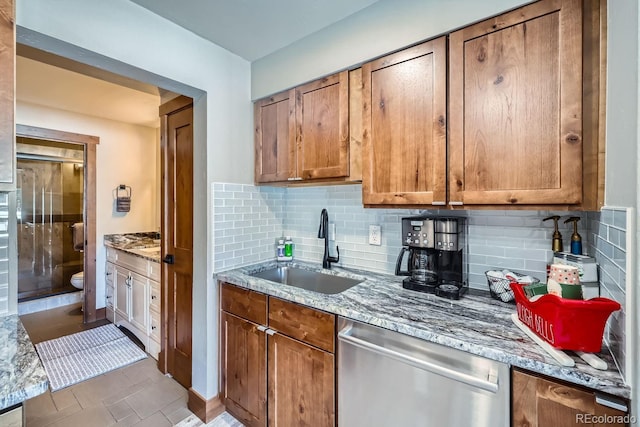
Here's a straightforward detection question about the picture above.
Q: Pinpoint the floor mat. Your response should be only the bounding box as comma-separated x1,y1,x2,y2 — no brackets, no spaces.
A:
175,412,244,427
35,323,147,391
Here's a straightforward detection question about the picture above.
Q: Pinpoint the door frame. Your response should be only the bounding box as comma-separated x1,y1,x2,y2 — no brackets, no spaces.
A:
15,124,100,323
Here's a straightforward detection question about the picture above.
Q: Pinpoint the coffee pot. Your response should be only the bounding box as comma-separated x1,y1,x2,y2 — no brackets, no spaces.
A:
395,247,438,285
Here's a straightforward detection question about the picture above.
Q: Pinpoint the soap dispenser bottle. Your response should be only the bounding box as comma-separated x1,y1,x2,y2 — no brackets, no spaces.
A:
543,216,563,252
564,217,583,255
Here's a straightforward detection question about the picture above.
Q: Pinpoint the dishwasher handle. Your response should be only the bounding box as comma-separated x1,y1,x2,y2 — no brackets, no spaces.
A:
338,327,499,394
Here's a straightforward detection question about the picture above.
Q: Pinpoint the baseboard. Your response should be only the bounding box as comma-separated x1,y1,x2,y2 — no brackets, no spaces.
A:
95,307,106,320
188,388,224,423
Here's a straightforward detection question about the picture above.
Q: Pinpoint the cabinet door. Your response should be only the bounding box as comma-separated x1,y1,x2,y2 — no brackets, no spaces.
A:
268,333,335,427
0,0,15,187
254,90,295,183
449,0,583,206
114,267,130,320
221,311,267,427
512,369,627,427
295,71,349,180
362,38,447,206
129,271,148,332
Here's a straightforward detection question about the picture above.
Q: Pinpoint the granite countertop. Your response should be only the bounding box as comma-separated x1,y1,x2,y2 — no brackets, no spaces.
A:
217,260,630,400
0,315,48,410
104,232,161,262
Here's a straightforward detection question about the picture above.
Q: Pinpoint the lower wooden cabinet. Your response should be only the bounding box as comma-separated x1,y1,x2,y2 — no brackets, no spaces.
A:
512,369,629,427
221,311,267,427
268,333,334,426
220,282,335,427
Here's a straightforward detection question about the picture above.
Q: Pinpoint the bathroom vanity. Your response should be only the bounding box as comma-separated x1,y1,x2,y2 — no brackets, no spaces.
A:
104,233,161,359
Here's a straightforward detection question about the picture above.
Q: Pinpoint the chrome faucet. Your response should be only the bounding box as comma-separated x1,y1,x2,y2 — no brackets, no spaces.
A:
318,208,339,269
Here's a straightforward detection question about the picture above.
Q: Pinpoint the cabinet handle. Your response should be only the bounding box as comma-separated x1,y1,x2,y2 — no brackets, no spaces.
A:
448,201,463,206
256,325,267,332
106,296,112,299
151,326,157,330
595,395,628,412
151,295,157,300
287,177,302,181
265,328,276,336
431,201,446,206
106,272,112,276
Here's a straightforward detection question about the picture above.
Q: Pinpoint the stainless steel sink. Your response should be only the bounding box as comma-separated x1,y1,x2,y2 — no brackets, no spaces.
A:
251,266,363,294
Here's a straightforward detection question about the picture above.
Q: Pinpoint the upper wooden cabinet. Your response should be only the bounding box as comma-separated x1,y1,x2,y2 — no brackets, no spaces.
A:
254,70,362,185
362,37,447,206
449,0,587,206
254,90,295,183
0,0,15,189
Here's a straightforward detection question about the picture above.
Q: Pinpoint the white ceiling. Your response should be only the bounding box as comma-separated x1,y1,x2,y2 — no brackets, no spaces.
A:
16,1,382,127
128,0,382,61
17,56,161,128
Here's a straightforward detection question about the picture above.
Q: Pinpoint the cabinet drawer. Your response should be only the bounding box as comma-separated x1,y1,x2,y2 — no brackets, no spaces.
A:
105,284,114,309
269,297,335,353
114,250,149,276
149,310,161,342
105,262,115,286
149,280,160,313
148,261,160,282
220,283,267,325
106,247,118,263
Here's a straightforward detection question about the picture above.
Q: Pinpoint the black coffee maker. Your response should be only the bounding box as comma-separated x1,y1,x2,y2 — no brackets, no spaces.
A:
395,216,467,299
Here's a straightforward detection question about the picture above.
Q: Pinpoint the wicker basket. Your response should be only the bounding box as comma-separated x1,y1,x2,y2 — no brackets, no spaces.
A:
485,270,540,303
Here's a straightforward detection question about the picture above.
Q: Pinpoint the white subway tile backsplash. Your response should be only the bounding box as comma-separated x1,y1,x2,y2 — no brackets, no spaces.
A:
212,183,629,379
0,192,8,317
585,208,628,381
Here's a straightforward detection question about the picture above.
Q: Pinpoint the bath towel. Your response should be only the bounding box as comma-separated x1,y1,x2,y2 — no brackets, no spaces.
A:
72,222,84,251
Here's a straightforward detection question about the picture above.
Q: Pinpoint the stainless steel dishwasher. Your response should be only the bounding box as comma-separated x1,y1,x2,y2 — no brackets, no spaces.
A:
338,318,510,427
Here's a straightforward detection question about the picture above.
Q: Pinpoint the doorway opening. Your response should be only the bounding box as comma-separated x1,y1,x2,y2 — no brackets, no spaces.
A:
16,125,99,323
16,137,85,302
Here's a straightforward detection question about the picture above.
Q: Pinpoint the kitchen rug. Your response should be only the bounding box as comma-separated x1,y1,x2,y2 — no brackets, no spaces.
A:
35,324,147,391
175,412,244,427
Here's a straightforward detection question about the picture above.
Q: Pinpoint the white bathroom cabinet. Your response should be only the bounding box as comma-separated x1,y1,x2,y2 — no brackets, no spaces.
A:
105,246,161,360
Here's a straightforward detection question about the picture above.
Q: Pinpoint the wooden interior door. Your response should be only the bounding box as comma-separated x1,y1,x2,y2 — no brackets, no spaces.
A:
295,71,349,180
449,0,583,206
254,90,295,183
160,96,193,389
361,37,447,206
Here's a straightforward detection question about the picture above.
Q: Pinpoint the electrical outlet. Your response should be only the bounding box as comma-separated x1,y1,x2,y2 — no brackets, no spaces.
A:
369,225,381,246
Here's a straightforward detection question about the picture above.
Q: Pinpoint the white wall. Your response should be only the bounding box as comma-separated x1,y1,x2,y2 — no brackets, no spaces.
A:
17,0,253,401
16,101,159,308
251,0,530,98
605,0,639,208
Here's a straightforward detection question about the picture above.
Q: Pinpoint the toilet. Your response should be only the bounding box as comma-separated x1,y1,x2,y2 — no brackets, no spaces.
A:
70,223,84,292
70,271,84,290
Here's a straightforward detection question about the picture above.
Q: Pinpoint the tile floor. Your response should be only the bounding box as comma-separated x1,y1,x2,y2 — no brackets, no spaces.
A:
20,303,196,426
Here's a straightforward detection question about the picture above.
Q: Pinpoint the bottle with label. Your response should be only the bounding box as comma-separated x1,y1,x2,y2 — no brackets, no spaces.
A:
284,236,293,260
276,239,286,261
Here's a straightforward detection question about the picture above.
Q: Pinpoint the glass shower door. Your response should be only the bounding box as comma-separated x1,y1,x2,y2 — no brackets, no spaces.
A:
16,159,84,301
